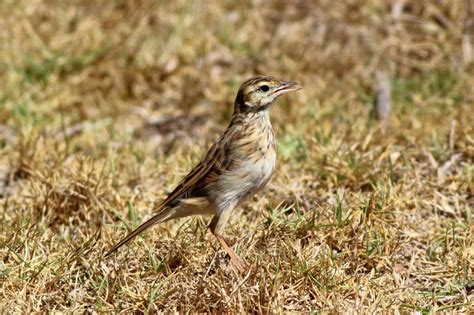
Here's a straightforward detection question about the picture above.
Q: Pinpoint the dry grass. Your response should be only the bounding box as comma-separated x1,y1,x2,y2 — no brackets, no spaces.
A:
1,0,473,313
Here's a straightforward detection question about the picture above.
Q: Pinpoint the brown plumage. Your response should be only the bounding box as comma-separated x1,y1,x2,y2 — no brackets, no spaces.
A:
106,76,302,272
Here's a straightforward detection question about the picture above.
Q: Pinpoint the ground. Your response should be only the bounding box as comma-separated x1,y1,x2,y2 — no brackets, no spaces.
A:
0,1,473,313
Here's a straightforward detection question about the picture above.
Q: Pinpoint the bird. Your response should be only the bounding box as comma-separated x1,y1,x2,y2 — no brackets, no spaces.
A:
106,76,302,272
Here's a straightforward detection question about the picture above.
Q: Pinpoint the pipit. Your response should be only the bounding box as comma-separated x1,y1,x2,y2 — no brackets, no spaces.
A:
106,76,302,271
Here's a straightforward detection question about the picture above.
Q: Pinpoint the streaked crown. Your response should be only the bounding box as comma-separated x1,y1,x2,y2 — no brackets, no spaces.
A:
234,76,301,114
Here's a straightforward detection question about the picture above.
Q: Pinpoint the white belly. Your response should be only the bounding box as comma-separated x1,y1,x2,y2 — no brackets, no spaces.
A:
214,150,276,209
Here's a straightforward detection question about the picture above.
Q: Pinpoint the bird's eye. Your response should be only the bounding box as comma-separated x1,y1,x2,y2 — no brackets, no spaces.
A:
259,85,270,92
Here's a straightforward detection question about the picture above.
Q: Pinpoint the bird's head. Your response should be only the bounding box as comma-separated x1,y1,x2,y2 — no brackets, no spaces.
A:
234,76,302,114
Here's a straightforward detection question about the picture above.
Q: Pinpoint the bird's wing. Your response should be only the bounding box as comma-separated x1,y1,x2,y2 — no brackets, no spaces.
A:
105,126,240,256
162,126,240,203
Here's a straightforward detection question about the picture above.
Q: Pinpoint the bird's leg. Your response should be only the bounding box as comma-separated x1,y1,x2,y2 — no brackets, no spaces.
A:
214,233,247,272
209,212,248,273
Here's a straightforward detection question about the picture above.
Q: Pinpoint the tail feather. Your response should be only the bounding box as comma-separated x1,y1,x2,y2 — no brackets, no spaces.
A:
105,197,213,257
105,206,173,256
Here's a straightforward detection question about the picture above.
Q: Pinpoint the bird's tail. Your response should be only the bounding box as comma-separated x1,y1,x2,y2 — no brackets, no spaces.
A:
105,205,174,256
105,197,212,256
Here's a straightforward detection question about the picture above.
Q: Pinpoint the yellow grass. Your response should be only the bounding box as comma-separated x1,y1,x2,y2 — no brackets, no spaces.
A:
0,0,473,312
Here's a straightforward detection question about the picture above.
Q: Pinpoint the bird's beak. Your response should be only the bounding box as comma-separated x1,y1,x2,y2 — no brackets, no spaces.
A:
273,81,302,97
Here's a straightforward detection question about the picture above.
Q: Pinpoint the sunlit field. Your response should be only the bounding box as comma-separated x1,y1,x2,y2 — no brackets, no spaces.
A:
0,1,473,312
